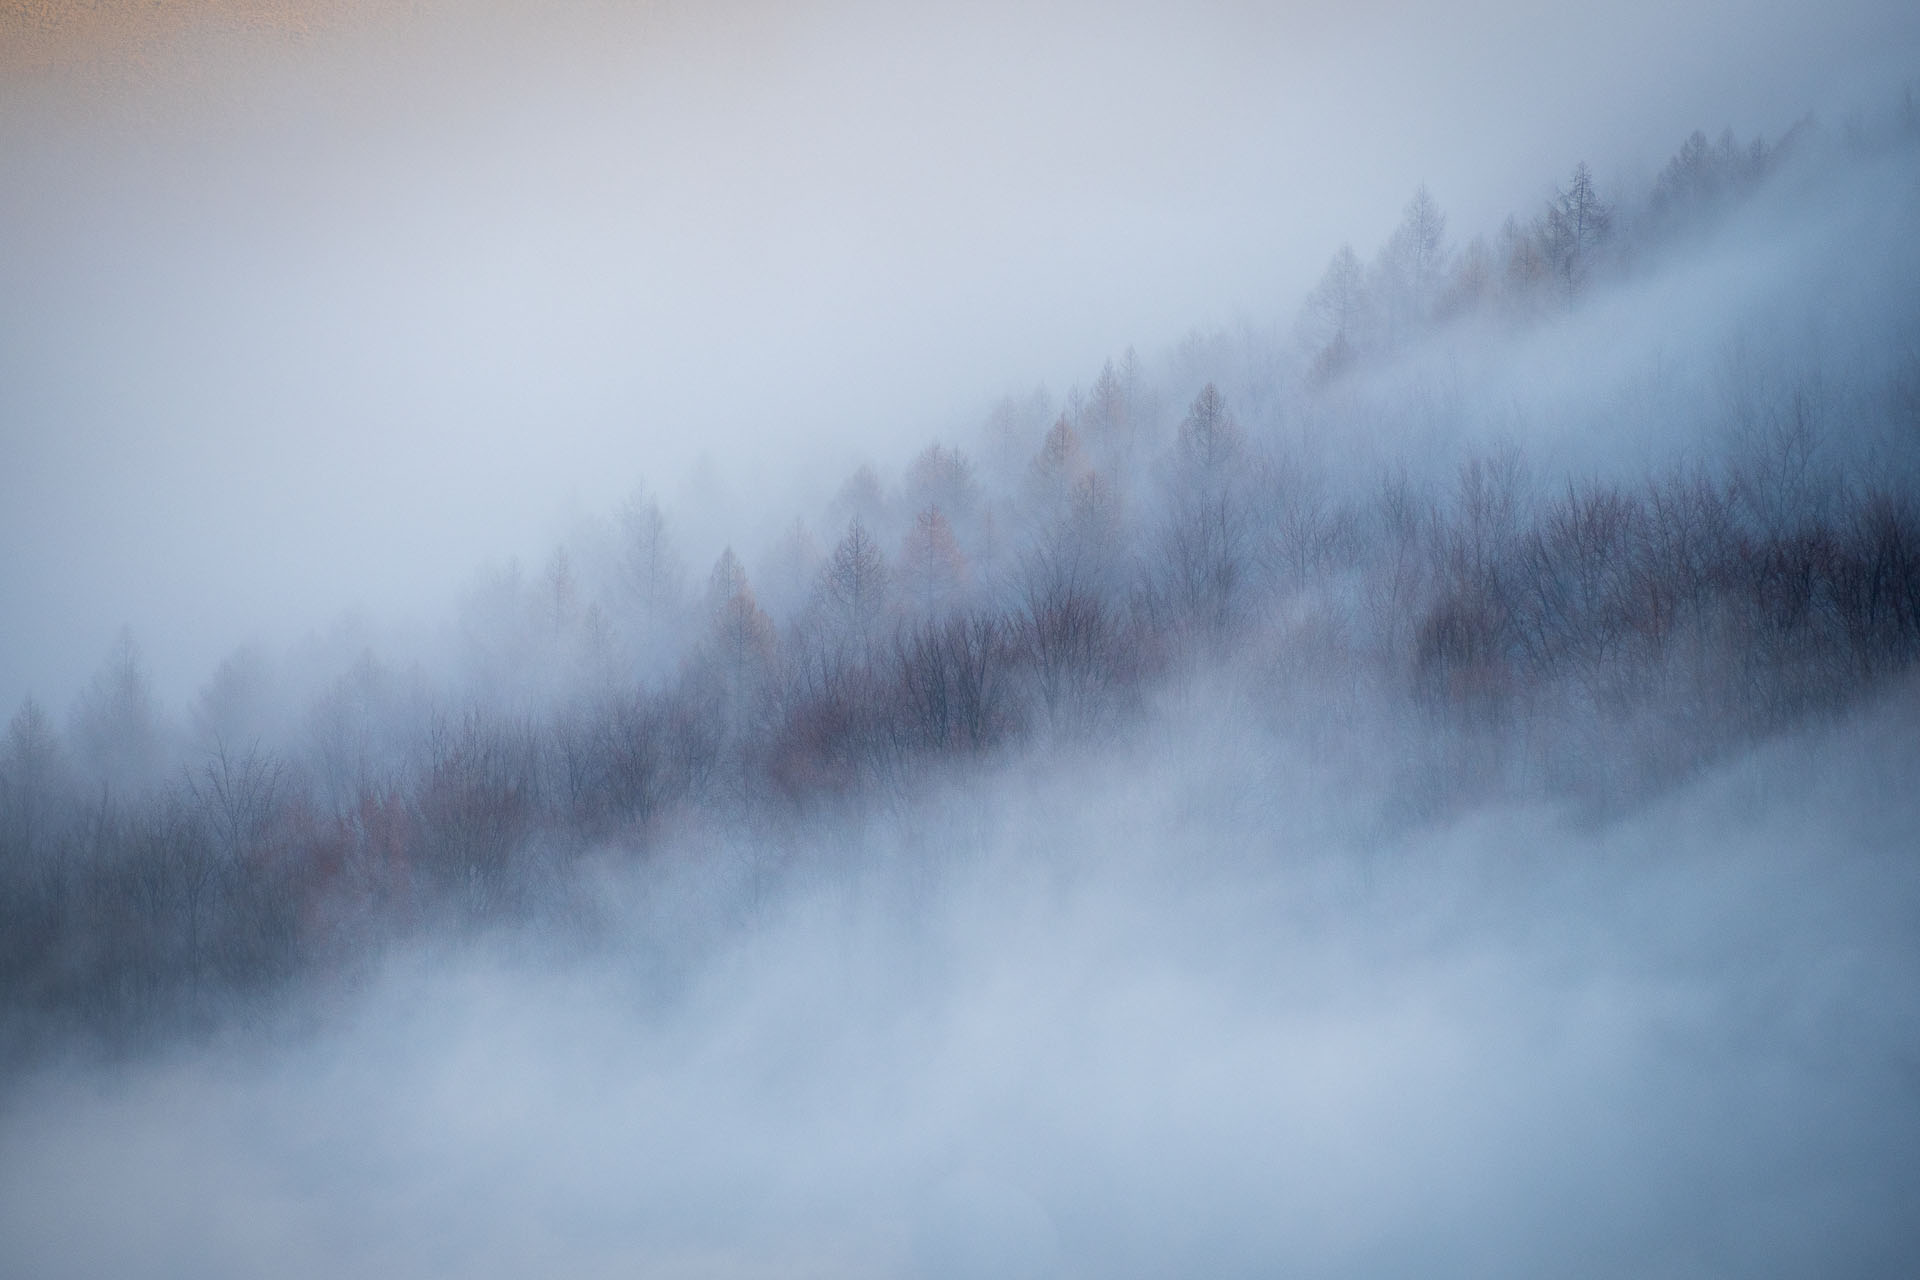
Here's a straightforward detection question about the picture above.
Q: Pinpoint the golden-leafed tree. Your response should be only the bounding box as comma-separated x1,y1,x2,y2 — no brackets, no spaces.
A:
898,505,971,616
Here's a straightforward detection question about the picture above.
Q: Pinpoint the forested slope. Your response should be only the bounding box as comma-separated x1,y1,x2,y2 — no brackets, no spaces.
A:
2,100,1918,1056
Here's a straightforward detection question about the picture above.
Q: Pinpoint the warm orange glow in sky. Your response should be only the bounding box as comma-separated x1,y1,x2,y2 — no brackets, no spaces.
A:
1,0,367,75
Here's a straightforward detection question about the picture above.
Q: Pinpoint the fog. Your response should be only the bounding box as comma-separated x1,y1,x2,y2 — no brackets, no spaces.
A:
5,3,1920,1277
4,0,1918,706
5,683,1918,1278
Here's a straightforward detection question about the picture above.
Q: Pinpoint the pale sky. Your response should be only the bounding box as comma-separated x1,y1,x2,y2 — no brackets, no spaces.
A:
3,0,1917,710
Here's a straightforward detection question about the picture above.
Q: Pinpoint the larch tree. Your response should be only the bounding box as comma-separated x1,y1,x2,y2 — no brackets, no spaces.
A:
1,698,68,862
618,487,687,658
830,464,889,534
1377,184,1449,341
1024,414,1088,525
898,506,971,617
70,628,165,797
1302,243,1370,380
904,444,979,525
700,548,778,725
815,518,893,660
1544,161,1612,299
1162,385,1252,639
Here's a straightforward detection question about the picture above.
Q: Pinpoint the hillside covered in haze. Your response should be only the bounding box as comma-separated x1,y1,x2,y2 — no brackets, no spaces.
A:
5,103,1917,1050
2,7,1919,1273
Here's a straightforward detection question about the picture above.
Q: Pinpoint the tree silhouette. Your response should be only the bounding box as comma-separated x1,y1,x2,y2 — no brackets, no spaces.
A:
1376,184,1449,340
814,519,892,660
1544,162,1611,298
899,505,971,616
1303,243,1370,379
